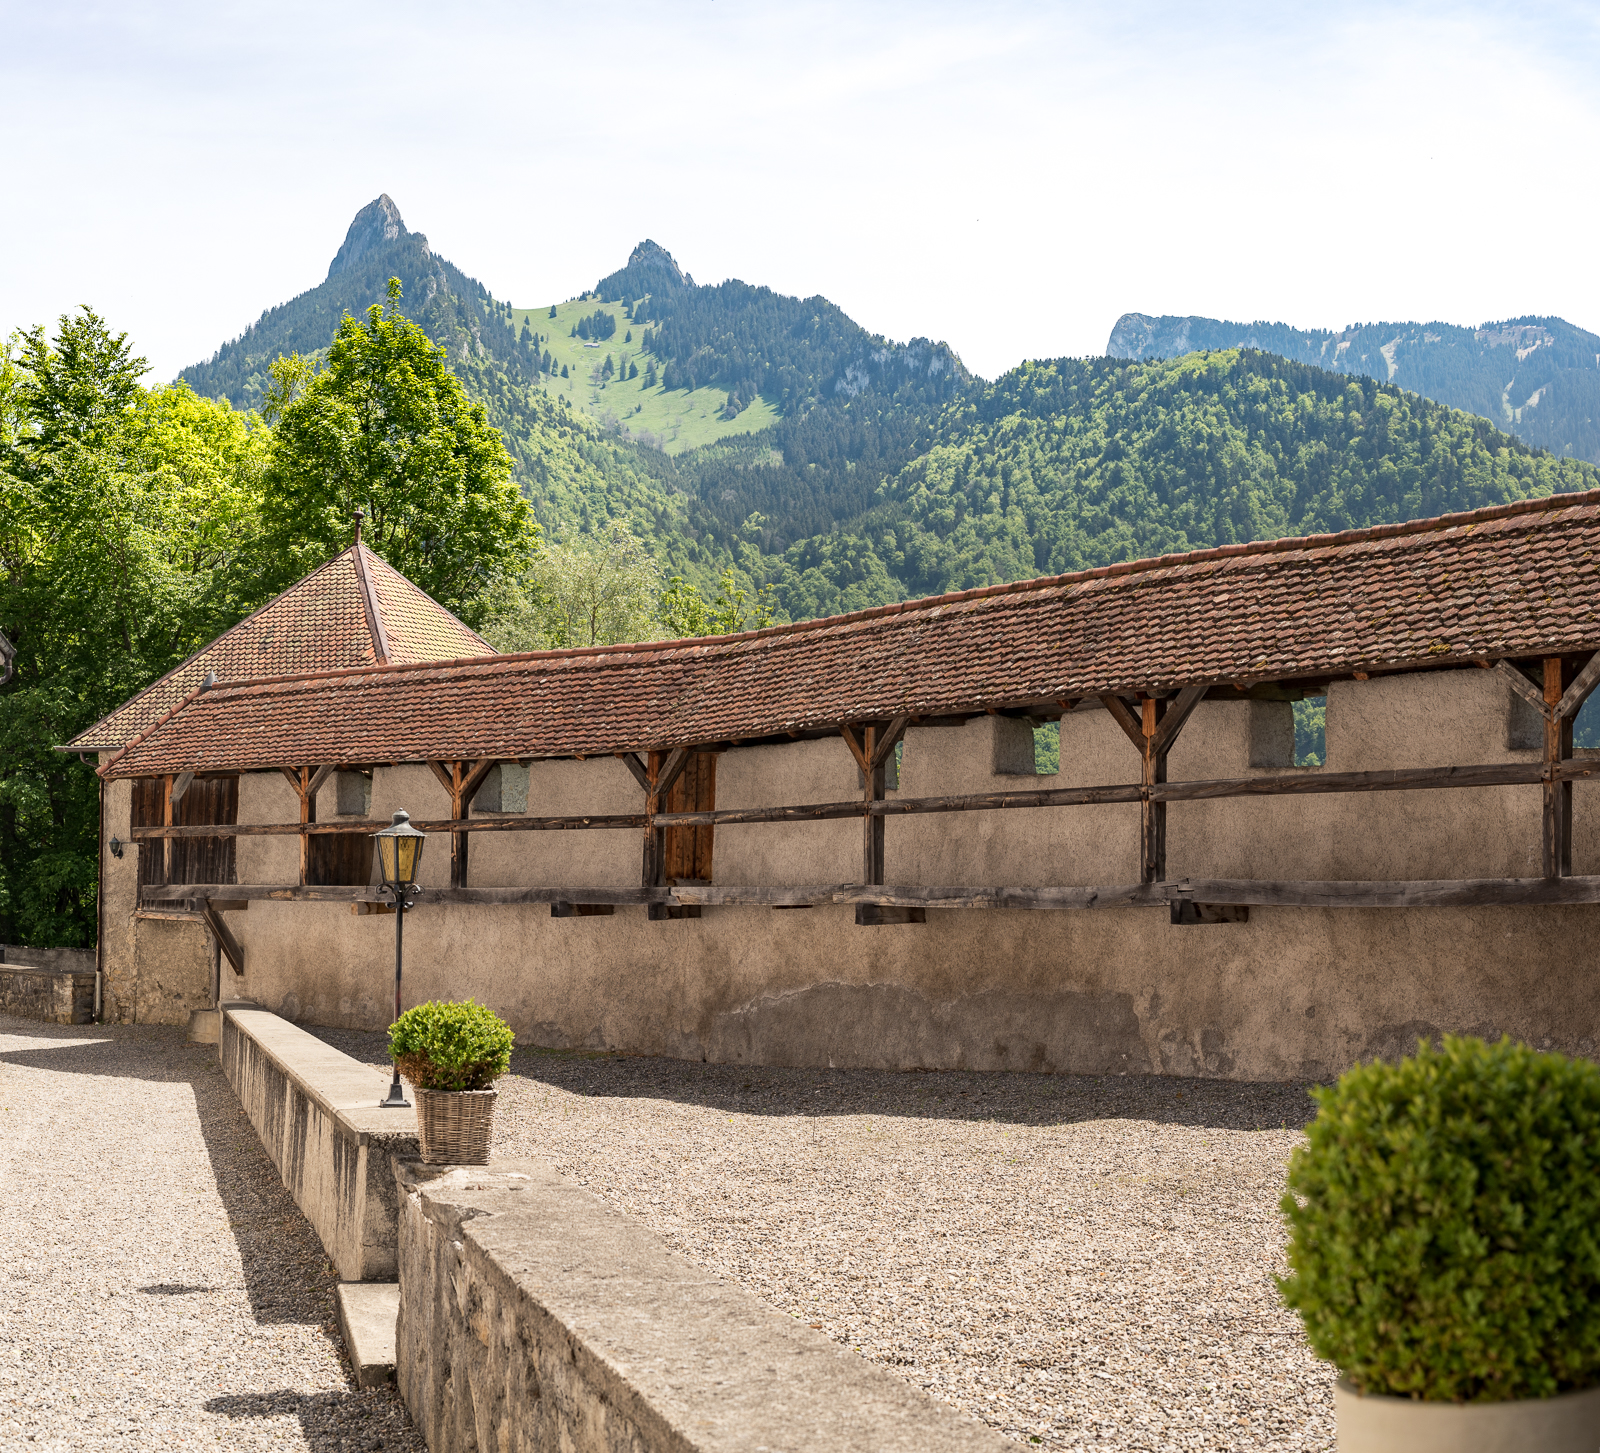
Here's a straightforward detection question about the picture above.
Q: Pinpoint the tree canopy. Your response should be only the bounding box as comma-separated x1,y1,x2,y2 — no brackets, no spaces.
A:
262,279,533,623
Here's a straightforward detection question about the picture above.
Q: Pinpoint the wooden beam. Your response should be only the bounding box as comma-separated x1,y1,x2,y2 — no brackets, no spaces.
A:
655,746,692,803
278,765,304,794
870,715,912,771
168,771,195,810
1545,657,1574,878
838,725,870,774
129,753,1587,844
617,753,651,793
139,876,1600,911
425,760,457,796
200,899,245,976
459,759,497,808
1099,695,1145,750
1495,659,1550,719
304,763,338,801
1556,650,1600,721
1149,682,1208,756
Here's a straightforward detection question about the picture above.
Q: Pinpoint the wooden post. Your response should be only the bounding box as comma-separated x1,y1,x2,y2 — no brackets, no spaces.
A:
299,765,313,886
162,773,174,885
845,721,921,925
1544,657,1574,879
1141,697,1167,884
450,760,466,889
643,750,664,912
862,724,884,885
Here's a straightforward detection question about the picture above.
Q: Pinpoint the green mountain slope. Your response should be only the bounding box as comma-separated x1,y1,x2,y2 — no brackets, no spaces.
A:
757,350,1600,620
1110,311,1600,464
178,199,1599,631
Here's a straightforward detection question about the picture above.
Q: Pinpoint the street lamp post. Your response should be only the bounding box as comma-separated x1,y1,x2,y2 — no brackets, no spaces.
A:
372,808,427,1108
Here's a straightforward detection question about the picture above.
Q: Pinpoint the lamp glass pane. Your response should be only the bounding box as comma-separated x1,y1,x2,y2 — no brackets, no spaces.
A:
394,833,422,885
376,834,398,885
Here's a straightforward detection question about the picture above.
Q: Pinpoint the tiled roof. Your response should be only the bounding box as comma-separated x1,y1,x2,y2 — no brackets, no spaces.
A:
101,490,1600,778
67,545,491,752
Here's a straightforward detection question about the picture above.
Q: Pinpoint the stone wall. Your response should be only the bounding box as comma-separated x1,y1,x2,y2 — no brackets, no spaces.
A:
107,667,1600,1077
0,961,95,1025
220,1002,418,1280
395,1159,1009,1453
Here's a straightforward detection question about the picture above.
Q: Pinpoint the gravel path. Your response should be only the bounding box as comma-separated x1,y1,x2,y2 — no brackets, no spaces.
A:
314,1027,1335,1451
0,1016,423,1452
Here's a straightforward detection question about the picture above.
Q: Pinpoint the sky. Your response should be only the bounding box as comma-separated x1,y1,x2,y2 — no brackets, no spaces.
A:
3,0,1598,384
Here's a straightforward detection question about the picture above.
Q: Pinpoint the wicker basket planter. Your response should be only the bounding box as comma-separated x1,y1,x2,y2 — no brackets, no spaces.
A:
415,1087,498,1165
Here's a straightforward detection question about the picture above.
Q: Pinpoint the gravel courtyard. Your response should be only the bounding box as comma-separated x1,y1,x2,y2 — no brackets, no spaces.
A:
0,1016,422,1453
317,1028,1337,1452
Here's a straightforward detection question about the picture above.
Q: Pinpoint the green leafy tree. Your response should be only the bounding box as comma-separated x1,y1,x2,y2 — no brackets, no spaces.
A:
659,567,774,638
262,279,533,623
1,315,270,947
481,521,661,651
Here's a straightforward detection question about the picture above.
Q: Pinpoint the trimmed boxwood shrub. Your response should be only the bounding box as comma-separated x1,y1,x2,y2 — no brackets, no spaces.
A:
1279,1035,1600,1402
389,999,514,1092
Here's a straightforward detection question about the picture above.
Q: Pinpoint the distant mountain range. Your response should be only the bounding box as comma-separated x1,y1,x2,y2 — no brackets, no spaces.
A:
174,197,1600,628
1109,312,1600,464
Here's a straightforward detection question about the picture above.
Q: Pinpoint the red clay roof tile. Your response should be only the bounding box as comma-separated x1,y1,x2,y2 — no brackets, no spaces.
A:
67,545,491,752
100,490,1600,777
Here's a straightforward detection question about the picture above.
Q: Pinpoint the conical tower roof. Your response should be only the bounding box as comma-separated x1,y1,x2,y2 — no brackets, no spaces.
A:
64,544,493,753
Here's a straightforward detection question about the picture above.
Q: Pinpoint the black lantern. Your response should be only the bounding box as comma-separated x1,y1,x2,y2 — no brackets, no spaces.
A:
372,809,427,1108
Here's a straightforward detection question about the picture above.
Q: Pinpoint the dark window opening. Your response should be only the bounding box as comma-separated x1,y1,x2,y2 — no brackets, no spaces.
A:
132,775,238,894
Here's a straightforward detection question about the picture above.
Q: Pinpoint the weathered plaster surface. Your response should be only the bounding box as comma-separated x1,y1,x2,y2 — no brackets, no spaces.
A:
113,669,1600,1076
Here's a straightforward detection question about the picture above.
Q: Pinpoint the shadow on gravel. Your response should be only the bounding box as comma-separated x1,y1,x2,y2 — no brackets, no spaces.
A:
306,1023,1319,1133
205,1389,418,1451
0,1018,339,1328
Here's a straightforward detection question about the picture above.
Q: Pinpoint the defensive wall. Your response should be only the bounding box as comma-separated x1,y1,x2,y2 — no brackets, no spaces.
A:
101,667,1600,1081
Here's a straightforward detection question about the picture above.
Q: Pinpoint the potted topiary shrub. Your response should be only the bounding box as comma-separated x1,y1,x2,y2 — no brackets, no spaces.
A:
388,998,515,1165
1280,1035,1600,1450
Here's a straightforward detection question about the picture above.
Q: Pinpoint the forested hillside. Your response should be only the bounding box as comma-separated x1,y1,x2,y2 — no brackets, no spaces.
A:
740,350,1599,620
1110,311,1600,464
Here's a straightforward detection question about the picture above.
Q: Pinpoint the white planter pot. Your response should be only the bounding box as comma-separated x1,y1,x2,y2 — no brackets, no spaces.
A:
1336,1377,1600,1452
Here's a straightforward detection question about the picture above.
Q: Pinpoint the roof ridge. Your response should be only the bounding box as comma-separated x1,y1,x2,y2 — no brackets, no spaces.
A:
94,674,221,777
161,485,1600,702
61,545,369,752
351,543,391,665
360,545,495,656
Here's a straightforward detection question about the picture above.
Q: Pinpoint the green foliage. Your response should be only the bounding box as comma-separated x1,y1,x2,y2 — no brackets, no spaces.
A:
388,998,515,1092
659,567,775,638
1279,1036,1600,1402
262,280,534,624
1294,698,1326,766
482,521,660,651
1114,313,1600,465
1,313,271,947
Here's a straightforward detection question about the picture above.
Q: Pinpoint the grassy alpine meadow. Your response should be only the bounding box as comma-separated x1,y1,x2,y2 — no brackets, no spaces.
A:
509,297,780,454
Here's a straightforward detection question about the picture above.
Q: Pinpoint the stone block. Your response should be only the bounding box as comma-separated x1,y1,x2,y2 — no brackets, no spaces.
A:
336,1282,398,1387
395,1158,1011,1453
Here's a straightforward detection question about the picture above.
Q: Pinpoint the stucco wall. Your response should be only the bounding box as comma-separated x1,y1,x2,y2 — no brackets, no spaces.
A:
109,668,1600,1074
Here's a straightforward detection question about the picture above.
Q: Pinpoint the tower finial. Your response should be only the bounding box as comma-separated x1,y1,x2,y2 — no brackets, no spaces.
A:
353,509,365,547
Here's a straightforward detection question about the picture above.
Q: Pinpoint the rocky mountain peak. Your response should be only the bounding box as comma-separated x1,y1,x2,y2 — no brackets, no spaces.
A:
625,239,691,287
327,195,412,281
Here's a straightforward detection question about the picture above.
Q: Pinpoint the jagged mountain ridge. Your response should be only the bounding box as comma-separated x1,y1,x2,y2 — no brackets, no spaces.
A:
1109,311,1600,463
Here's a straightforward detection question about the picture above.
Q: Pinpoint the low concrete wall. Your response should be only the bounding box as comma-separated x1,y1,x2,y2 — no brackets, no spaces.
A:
220,1003,418,1280
0,960,95,1024
1,943,95,975
395,1159,1009,1453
